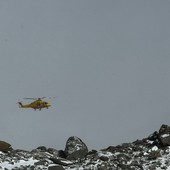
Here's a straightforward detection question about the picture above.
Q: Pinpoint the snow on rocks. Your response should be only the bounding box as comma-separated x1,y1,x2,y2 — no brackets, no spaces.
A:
158,124,170,146
0,157,38,170
2,125,170,169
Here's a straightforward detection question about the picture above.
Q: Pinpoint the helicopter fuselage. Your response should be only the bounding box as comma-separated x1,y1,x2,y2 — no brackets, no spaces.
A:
18,99,52,110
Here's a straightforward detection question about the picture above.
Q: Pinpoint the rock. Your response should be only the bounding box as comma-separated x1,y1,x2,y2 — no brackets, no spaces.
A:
50,157,73,166
47,148,59,155
0,141,12,152
64,136,88,160
86,149,98,156
2,125,170,169
158,124,170,146
99,155,109,161
48,165,65,170
147,150,161,160
147,131,161,147
58,150,67,158
47,148,66,158
37,146,47,151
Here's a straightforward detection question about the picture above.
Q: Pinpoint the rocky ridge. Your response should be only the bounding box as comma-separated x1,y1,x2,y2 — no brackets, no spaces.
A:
1,125,170,169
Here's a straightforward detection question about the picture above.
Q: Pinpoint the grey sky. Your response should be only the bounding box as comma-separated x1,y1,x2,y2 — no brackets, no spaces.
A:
0,1,170,150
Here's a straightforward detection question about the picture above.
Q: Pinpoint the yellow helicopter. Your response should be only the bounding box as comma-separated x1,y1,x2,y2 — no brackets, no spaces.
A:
18,97,52,110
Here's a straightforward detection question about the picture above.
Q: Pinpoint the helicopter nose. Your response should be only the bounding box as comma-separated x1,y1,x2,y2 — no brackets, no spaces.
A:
47,103,52,107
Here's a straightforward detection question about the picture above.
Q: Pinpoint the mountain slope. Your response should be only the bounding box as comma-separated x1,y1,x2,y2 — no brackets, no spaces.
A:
1,124,170,170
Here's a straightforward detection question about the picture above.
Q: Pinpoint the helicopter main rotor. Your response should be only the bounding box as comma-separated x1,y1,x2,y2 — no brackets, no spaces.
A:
23,97,57,100
23,97,46,100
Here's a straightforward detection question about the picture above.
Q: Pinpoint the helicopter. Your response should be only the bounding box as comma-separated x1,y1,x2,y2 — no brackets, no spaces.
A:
18,97,52,110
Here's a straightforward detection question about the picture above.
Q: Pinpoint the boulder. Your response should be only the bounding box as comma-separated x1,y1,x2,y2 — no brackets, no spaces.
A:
158,124,170,146
0,141,12,152
64,136,88,160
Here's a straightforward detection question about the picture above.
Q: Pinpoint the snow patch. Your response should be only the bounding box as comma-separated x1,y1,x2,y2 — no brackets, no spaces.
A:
0,157,38,170
161,134,170,138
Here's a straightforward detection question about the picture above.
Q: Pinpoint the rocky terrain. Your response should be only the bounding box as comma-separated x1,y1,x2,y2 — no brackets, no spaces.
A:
1,124,170,169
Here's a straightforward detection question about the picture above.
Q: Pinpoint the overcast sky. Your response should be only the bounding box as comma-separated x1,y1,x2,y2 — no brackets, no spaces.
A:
0,0,170,150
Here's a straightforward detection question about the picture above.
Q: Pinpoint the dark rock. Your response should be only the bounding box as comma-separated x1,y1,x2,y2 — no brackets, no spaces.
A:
102,146,116,153
147,150,161,160
99,155,109,161
147,131,161,147
50,157,73,166
34,160,47,166
47,148,66,158
58,150,67,158
37,146,47,151
0,141,12,152
117,153,130,162
48,165,65,170
158,124,170,146
30,166,35,170
117,163,143,170
148,131,159,141
47,148,61,158
64,136,88,160
117,164,131,170
47,148,58,154
86,149,98,156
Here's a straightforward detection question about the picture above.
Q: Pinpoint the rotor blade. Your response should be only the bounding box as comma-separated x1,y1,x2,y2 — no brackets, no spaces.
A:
23,96,57,100
23,98,38,100
23,97,47,100
48,96,57,99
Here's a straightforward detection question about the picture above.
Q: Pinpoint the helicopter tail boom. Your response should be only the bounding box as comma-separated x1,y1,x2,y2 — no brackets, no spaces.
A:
18,102,23,107
18,102,30,108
